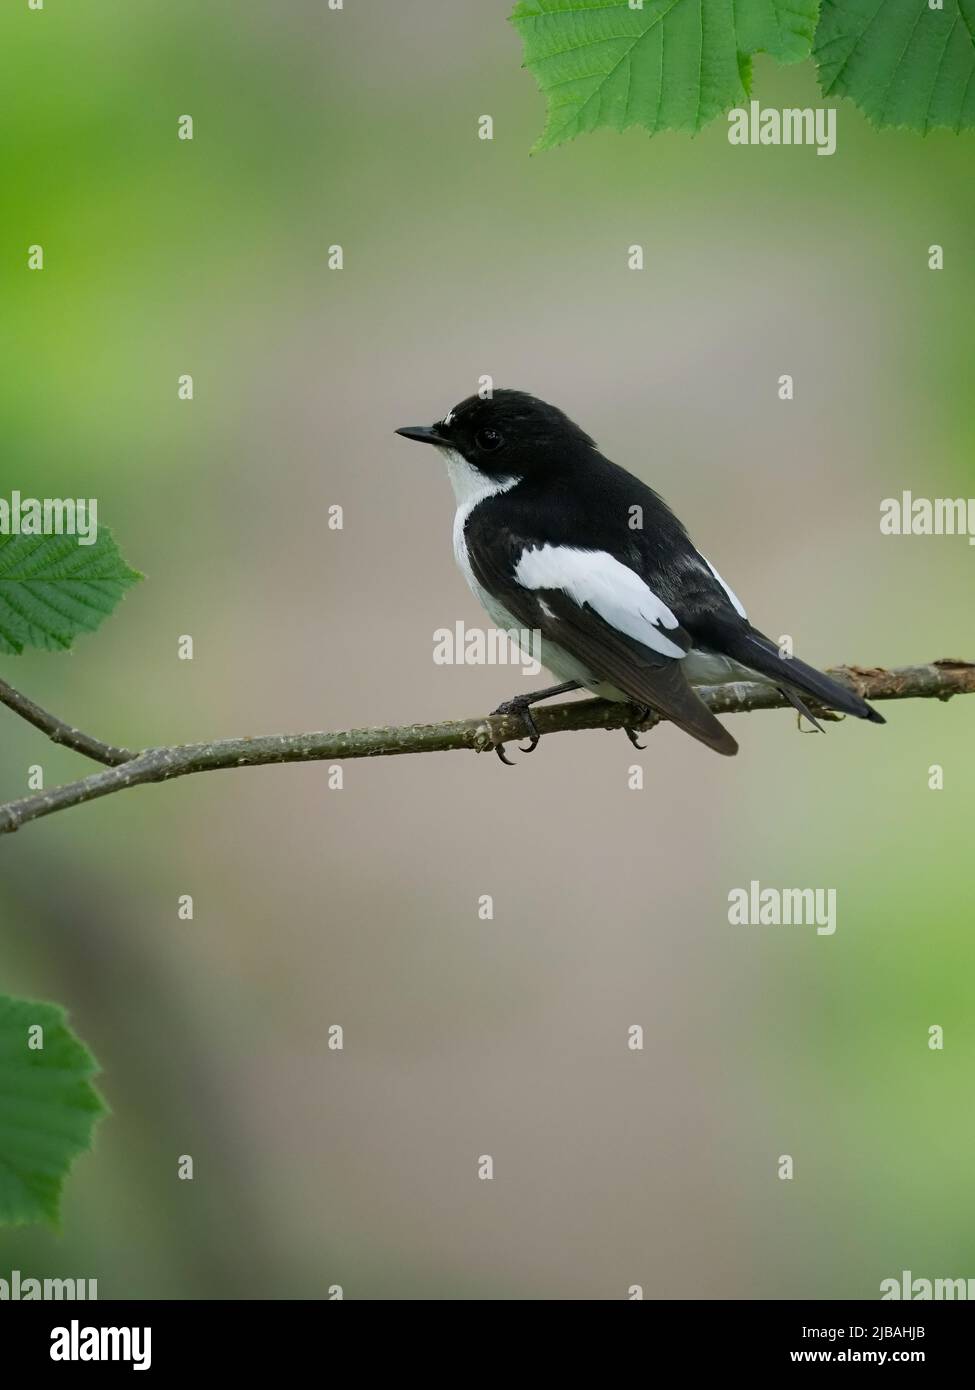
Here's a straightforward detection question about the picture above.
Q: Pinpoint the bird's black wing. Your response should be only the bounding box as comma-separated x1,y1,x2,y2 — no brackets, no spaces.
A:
463,510,739,758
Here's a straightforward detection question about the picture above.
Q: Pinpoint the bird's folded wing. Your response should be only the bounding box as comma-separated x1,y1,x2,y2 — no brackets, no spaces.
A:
465,521,738,757
527,589,738,757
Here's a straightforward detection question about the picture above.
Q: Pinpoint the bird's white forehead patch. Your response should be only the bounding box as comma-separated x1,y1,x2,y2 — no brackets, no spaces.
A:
441,408,455,427
514,544,685,661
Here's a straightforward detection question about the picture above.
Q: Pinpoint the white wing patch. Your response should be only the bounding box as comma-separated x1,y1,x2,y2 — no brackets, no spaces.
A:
514,544,686,660
698,553,747,619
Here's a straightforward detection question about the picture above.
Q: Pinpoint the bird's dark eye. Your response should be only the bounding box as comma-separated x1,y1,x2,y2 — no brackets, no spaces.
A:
476,428,504,452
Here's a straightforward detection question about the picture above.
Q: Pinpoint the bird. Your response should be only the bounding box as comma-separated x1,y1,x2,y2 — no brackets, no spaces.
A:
396,390,884,763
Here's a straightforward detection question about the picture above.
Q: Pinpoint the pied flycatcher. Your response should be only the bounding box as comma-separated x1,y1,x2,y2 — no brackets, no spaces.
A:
396,390,884,762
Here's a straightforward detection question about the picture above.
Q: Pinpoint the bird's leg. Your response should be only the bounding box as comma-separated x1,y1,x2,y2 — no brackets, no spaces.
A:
624,704,653,750
490,681,581,762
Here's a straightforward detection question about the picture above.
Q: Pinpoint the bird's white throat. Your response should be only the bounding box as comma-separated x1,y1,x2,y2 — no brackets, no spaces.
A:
436,446,521,621
437,446,520,514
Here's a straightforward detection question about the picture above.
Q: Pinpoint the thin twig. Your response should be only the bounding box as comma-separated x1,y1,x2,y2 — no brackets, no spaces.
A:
1,660,973,837
0,676,134,766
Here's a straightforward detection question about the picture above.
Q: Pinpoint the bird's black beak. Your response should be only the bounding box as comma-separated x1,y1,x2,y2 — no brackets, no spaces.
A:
395,425,451,448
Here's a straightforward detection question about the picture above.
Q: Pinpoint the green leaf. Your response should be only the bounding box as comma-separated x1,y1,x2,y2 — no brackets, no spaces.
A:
815,0,975,132
0,528,141,655
510,0,821,150
0,995,107,1228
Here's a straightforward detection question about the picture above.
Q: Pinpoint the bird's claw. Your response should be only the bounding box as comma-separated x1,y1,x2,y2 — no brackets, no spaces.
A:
489,698,541,763
624,704,651,750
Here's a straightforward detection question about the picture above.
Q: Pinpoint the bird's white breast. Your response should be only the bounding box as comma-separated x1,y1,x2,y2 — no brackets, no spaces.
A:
437,447,522,626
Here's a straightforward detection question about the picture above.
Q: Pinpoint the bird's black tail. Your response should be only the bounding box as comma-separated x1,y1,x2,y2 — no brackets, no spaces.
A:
718,627,885,724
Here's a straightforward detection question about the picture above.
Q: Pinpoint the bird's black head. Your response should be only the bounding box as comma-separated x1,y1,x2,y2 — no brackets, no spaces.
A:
396,389,597,482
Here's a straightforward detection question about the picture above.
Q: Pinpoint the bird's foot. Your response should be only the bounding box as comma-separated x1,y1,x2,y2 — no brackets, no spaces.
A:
489,695,541,763
624,704,652,750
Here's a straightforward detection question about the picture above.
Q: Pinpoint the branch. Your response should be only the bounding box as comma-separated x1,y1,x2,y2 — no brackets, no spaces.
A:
1,660,973,837
0,677,134,766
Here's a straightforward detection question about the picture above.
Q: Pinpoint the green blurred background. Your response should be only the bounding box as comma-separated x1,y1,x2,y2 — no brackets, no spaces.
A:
1,1,973,1299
